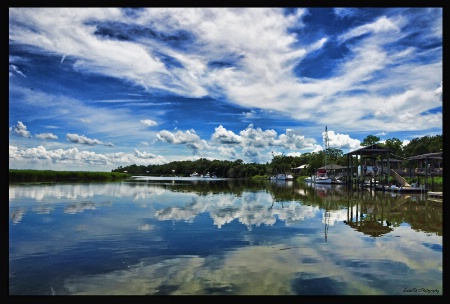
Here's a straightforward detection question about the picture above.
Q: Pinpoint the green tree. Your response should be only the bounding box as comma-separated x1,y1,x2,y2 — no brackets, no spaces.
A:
326,147,343,163
383,137,404,158
403,135,442,157
361,135,380,146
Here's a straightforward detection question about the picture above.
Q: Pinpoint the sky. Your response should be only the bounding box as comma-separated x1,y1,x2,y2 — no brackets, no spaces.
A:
9,7,442,171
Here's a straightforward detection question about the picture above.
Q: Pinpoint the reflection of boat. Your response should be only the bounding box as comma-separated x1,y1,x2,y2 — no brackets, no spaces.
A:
315,183,333,197
270,179,293,187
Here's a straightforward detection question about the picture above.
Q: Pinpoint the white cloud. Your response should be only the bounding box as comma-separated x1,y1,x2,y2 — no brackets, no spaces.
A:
211,125,242,144
156,129,210,155
156,129,200,144
12,121,31,138
434,82,442,101
338,16,399,42
134,149,158,159
66,133,113,147
327,130,361,150
9,145,168,171
140,119,158,127
36,133,58,140
218,146,237,159
9,64,26,77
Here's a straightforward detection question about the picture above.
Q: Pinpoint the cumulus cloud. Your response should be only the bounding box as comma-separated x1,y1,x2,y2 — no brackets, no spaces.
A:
12,121,31,138
243,110,257,119
211,125,242,144
156,129,200,144
9,145,168,170
218,146,237,159
276,128,316,150
156,129,210,155
36,132,58,140
327,130,361,150
140,119,158,127
134,149,158,159
239,124,278,148
66,133,114,146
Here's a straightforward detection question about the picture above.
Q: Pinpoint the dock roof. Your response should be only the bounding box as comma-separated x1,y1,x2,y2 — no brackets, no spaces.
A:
407,152,442,161
345,144,390,156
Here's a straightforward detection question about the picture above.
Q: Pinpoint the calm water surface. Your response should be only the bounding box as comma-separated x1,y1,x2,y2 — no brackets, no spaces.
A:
9,177,442,295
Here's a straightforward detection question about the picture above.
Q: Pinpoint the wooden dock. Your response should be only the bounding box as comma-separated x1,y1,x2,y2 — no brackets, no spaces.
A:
427,192,443,198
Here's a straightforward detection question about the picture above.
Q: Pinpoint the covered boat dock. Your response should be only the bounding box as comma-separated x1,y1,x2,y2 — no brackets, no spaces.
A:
344,144,392,190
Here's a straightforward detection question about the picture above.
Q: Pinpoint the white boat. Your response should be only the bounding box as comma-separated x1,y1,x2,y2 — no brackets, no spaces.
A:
270,173,294,180
313,126,334,184
190,172,200,177
203,172,211,178
315,169,333,184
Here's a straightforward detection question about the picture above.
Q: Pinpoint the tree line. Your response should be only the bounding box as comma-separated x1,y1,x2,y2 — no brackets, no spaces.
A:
112,134,442,178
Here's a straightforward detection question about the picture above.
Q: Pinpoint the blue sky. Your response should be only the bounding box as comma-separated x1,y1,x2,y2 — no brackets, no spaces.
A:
9,8,442,171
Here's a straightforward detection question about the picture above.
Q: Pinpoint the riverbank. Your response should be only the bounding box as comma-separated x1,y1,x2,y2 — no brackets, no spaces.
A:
9,169,131,183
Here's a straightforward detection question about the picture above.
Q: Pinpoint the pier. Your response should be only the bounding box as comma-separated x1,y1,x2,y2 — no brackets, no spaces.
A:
344,144,391,191
344,145,442,194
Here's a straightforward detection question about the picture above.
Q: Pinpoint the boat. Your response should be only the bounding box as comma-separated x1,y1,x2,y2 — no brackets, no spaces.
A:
304,176,313,182
203,172,211,178
314,126,333,184
270,173,294,180
190,172,200,177
269,151,294,181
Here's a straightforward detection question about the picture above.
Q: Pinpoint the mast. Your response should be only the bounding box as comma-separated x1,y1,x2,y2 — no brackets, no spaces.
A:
324,126,328,169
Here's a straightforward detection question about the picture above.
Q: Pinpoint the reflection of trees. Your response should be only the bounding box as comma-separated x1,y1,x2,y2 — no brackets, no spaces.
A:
126,179,264,197
10,181,442,236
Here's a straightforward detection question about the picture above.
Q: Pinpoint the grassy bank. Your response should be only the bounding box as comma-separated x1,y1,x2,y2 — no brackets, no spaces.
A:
9,169,131,183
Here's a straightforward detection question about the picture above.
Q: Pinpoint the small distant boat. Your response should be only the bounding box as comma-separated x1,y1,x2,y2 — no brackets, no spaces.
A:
315,169,333,184
270,173,294,180
190,172,200,177
203,172,211,178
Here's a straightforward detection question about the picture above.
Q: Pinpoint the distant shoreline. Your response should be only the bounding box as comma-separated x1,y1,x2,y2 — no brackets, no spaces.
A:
9,169,131,183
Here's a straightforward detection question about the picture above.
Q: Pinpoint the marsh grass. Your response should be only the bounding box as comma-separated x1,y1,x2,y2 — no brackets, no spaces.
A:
9,169,131,183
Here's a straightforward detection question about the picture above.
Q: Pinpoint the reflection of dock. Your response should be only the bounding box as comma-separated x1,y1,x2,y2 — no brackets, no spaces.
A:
427,191,442,203
375,184,429,194
428,192,443,198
